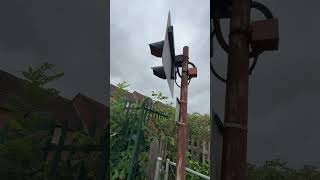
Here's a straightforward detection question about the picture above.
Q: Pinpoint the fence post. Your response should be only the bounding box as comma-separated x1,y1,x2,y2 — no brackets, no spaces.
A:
146,139,160,179
164,159,170,180
154,157,162,180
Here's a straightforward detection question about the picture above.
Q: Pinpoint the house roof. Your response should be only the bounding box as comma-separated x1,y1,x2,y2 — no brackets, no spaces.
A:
0,69,109,136
110,84,117,95
0,69,80,131
110,84,135,102
72,93,107,137
132,91,146,102
110,83,169,110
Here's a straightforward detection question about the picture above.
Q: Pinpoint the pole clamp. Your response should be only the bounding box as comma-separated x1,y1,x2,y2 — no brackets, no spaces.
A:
179,100,187,103
177,122,187,126
224,122,248,131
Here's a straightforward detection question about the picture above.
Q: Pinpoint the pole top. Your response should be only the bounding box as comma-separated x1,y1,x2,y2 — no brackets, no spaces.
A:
183,46,189,56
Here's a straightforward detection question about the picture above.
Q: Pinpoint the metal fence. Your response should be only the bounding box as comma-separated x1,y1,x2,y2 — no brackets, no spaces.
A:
154,157,210,180
0,112,108,179
113,98,168,180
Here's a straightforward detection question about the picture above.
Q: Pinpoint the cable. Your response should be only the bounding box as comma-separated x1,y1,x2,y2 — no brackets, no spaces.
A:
210,30,214,58
175,62,193,86
188,62,196,68
212,1,274,59
249,55,259,75
251,1,274,19
176,66,182,78
175,76,181,88
188,78,191,85
211,20,261,77
211,27,227,83
210,60,227,83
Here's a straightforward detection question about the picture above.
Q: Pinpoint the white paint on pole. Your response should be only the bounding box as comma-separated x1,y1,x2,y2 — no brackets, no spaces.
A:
162,11,174,98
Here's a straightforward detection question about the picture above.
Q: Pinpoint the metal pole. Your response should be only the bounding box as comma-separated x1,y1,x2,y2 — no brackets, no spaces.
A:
176,46,189,180
164,159,170,180
221,0,251,180
154,157,163,180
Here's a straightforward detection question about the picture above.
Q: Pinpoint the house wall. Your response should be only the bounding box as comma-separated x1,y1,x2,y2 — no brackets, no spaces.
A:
72,97,91,135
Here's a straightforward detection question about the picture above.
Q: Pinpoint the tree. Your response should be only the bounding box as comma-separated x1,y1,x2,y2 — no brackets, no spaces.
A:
111,81,131,102
247,159,320,180
0,62,65,179
19,62,64,95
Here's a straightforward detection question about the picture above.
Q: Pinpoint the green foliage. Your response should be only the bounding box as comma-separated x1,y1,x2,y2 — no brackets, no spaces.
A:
188,113,210,142
111,81,320,179
184,151,209,179
19,62,64,93
248,159,320,180
110,98,143,179
117,81,130,90
0,116,48,179
146,91,177,160
111,81,131,101
0,63,109,179
0,63,65,179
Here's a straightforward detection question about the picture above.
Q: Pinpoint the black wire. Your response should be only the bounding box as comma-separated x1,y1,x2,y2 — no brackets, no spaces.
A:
188,78,191,85
249,55,259,75
176,63,192,86
176,66,182,78
211,28,227,83
175,76,181,88
187,61,195,85
188,62,196,68
175,69,181,88
212,1,274,59
210,60,227,83
211,22,260,78
175,71,191,87
251,1,274,19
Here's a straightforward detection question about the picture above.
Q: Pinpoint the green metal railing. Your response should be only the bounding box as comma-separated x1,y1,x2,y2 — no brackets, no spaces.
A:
44,119,108,180
124,98,168,180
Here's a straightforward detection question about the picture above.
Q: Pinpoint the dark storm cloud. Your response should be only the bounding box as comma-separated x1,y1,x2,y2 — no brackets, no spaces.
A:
0,0,108,104
212,0,320,167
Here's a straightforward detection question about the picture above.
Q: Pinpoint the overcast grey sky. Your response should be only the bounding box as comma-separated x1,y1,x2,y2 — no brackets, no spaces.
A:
0,0,108,104
110,0,210,114
212,0,320,168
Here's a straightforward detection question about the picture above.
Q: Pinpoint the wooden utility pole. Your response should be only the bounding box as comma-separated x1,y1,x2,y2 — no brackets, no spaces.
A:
176,46,189,180
221,0,251,180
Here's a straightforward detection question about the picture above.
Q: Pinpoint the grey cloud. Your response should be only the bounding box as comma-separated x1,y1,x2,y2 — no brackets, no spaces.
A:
0,0,108,104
